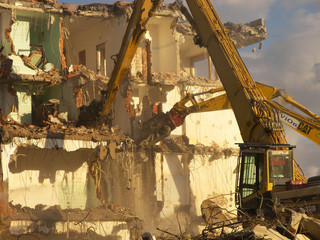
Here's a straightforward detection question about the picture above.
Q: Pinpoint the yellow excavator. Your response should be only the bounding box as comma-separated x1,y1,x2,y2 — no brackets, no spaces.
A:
101,0,320,215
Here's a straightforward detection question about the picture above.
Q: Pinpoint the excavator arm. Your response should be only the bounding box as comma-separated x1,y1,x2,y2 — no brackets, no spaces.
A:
101,0,161,118
139,82,320,148
182,0,286,144
197,83,320,148
137,87,230,147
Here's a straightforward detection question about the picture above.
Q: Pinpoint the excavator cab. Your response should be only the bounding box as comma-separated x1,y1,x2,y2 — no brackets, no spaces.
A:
237,143,295,214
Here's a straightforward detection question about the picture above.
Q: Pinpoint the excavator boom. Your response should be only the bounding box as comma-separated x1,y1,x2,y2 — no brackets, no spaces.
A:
184,83,320,147
101,0,161,117
184,0,285,144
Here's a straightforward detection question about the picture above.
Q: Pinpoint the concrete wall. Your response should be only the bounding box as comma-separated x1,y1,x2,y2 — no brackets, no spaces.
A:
179,35,208,76
98,150,158,232
0,9,12,55
1,138,103,209
149,18,178,73
60,77,80,121
16,89,32,124
113,82,242,148
59,74,108,121
28,13,61,69
154,152,238,235
11,20,30,55
65,15,178,76
0,83,18,116
111,81,242,234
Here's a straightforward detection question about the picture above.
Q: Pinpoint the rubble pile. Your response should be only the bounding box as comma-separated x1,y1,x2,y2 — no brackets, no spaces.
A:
0,120,128,143
0,203,142,240
151,72,221,86
224,18,266,49
76,1,133,18
191,206,320,240
149,198,320,240
175,18,267,49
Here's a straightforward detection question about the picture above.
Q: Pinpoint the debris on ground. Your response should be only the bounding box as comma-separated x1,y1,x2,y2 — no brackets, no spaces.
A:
189,205,320,240
0,203,142,240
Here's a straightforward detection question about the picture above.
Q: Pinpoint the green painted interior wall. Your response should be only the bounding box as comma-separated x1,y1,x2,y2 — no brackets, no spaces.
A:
14,85,32,124
86,174,102,208
17,11,61,69
42,85,62,102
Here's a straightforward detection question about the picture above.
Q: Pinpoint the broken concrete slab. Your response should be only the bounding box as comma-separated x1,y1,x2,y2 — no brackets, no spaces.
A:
201,198,236,226
253,225,290,240
296,234,311,240
176,18,267,49
151,72,222,87
0,1,62,14
0,121,127,143
224,18,266,49
301,216,320,240
287,210,306,234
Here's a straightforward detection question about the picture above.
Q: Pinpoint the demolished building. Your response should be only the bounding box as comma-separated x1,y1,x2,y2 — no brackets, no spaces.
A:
0,0,267,239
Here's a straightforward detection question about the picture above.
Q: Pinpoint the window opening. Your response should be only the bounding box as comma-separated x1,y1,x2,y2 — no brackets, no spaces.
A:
79,50,86,66
240,153,264,199
241,155,256,198
191,53,218,80
96,43,106,76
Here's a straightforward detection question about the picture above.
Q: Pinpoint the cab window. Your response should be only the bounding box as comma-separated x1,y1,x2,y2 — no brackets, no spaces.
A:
240,154,264,198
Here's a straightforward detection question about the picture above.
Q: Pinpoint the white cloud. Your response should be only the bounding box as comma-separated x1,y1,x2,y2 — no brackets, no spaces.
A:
240,3,320,177
211,0,276,23
281,0,320,9
293,136,320,178
244,13,320,112
163,0,275,23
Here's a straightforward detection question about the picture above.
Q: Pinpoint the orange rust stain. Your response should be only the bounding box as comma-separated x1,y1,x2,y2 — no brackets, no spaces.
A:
74,86,83,108
125,90,135,120
5,21,16,54
89,159,106,205
67,64,86,79
59,19,67,70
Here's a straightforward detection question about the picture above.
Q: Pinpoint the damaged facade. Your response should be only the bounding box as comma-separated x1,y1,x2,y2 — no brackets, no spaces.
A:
0,1,267,239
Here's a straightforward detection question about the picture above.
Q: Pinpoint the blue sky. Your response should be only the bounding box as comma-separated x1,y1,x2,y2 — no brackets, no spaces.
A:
58,0,320,177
